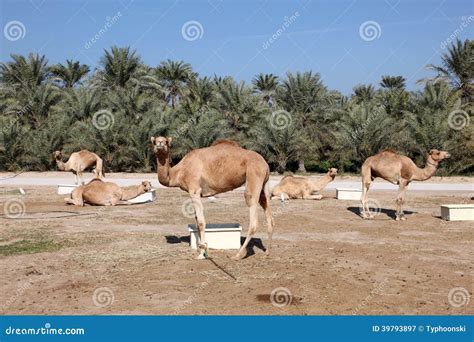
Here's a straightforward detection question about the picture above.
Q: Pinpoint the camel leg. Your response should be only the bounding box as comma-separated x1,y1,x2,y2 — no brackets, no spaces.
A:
74,173,78,185
77,171,85,185
303,192,323,200
190,193,207,260
259,182,274,256
233,182,261,260
395,180,408,221
361,177,373,219
271,193,289,201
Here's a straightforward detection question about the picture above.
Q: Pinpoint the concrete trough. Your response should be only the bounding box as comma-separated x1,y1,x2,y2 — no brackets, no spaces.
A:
188,223,242,250
440,204,474,221
336,188,362,200
127,189,156,204
57,184,78,195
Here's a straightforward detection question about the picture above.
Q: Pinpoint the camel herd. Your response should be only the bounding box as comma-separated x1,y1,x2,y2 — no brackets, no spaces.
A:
54,138,450,259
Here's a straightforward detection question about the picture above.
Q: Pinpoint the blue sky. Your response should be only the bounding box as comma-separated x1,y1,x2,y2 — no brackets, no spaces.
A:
0,0,472,94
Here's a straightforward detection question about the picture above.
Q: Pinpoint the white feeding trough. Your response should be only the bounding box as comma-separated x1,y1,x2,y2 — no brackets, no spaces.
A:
57,184,78,195
440,204,474,221
188,223,242,250
127,189,156,204
336,188,362,200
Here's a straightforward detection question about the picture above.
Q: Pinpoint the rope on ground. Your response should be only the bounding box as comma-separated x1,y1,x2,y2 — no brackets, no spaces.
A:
206,257,237,281
0,171,26,180
0,211,99,219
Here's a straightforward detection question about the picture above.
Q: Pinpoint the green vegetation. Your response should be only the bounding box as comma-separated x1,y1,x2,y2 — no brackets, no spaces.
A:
0,238,61,256
0,39,472,174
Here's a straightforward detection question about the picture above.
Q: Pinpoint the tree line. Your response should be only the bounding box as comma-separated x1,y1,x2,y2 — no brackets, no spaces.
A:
0,40,472,174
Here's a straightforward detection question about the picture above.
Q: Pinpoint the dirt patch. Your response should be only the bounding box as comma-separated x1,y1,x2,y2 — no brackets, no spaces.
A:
0,184,472,315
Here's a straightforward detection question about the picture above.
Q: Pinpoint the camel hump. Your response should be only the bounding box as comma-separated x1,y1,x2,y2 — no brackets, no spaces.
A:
87,178,103,184
380,148,397,154
282,175,294,180
211,140,239,147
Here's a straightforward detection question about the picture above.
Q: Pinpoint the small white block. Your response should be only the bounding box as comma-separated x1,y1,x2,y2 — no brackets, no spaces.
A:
127,189,156,204
188,223,242,250
57,184,78,195
440,204,474,221
336,188,362,200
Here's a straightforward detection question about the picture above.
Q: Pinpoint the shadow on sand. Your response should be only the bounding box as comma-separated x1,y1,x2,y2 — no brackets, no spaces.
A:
347,207,417,219
164,235,266,258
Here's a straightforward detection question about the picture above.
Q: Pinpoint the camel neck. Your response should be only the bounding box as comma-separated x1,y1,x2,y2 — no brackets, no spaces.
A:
56,159,68,171
310,173,333,191
156,152,175,187
121,185,144,201
412,157,438,181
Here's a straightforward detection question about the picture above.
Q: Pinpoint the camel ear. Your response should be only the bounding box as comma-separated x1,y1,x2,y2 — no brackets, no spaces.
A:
150,136,155,144
166,136,173,145
429,149,439,155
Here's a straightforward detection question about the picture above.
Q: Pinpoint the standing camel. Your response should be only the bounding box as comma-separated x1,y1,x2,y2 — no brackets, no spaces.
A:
360,149,450,220
271,168,338,200
151,136,274,260
53,150,104,184
65,179,151,206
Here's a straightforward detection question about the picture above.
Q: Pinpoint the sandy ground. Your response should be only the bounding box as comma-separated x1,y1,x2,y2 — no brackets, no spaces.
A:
0,174,473,315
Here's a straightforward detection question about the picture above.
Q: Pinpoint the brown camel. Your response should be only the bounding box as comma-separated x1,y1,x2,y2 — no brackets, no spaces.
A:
53,150,104,184
150,136,274,260
65,179,151,206
271,168,338,200
360,149,450,220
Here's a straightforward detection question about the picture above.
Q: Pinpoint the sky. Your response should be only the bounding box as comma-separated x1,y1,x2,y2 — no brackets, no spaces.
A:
0,0,472,94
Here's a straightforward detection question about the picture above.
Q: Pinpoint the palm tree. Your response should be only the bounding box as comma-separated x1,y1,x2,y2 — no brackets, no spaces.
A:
155,60,193,108
277,71,330,171
0,53,50,91
380,75,406,90
97,46,141,88
334,103,393,164
248,120,308,173
50,60,90,88
425,39,473,104
352,84,376,104
252,73,279,106
187,76,214,109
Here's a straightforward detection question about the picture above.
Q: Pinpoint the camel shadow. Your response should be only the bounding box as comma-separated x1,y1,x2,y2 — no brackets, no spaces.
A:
164,235,265,258
347,207,417,219
165,235,190,244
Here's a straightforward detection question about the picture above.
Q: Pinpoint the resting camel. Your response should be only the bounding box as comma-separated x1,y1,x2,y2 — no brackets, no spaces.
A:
65,179,151,206
271,168,338,200
53,150,104,184
150,136,274,260
360,149,450,220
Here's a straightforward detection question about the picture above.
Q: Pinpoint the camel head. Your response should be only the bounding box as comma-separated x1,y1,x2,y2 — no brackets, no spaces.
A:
150,136,172,154
141,181,152,192
328,168,338,179
428,149,450,163
52,150,62,161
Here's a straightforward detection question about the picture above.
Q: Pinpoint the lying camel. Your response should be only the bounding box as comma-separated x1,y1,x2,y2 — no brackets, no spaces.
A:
361,149,450,220
271,168,338,200
53,150,104,184
65,179,151,206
